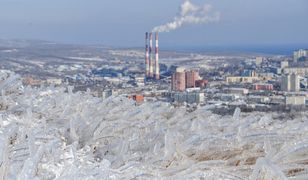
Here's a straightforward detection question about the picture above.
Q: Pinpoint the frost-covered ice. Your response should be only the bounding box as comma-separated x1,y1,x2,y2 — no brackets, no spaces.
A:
0,70,308,179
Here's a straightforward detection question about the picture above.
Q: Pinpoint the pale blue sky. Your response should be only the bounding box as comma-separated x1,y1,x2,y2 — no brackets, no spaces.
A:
0,0,307,47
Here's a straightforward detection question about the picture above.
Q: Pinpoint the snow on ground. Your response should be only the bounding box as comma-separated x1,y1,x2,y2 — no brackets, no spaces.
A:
67,57,106,62
108,50,144,58
0,70,308,179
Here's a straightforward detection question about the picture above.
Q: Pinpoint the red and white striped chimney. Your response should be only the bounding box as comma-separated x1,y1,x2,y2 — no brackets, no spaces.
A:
145,32,149,77
155,32,160,80
149,32,154,78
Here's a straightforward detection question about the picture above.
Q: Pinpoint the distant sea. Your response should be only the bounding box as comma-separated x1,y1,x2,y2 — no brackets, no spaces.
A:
162,44,308,56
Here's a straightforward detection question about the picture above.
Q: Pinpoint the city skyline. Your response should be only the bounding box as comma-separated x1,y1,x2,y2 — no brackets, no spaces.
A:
0,0,307,48
0,1,308,178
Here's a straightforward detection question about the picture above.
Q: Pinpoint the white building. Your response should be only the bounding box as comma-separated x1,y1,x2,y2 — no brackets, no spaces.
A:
218,94,240,101
248,96,270,104
286,96,306,105
226,76,259,83
283,67,308,76
227,88,249,95
134,76,145,87
280,61,289,69
293,49,308,62
46,78,62,85
255,57,263,66
102,89,118,99
281,73,300,92
173,91,204,104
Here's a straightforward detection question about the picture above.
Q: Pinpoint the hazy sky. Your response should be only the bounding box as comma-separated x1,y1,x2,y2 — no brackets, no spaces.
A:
0,0,307,47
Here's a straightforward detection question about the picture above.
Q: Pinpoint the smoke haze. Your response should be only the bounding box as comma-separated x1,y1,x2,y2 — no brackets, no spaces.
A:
152,0,220,33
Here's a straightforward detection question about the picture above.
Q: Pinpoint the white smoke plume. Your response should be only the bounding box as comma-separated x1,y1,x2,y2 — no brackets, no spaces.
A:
152,0,220,33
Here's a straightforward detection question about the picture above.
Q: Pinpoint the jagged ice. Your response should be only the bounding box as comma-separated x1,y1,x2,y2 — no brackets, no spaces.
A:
0,70,308,179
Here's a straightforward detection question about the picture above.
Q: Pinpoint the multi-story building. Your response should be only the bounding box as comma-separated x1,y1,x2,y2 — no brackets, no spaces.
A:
102,89,114,99
185,70,200,88
255,57,263,66
293,49,308,62
281,73,300,92
226,76,259,83
173,91,205,104
253,83,274,91
286,96,306,105
290,73,300,92
134,76,145,87
242,69,256,77
172,68,206,91
226,88,249,95
283,67,308,76
281,75,290,92
171,67,186,91
23,77,42,86
195,80,208,89
280,61,289,69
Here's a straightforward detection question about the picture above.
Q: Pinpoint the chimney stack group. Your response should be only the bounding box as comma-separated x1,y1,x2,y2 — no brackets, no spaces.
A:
145,32,160,80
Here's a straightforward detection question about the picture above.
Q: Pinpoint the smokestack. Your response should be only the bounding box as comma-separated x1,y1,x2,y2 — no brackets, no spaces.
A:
155,32,160,80
145,32,149,77
149,32,154,78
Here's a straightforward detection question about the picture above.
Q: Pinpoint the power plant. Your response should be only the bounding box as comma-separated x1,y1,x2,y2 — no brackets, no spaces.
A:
145,32,160,80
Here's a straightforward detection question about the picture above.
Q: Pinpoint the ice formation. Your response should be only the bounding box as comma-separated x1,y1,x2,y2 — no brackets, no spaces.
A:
0,70,308,179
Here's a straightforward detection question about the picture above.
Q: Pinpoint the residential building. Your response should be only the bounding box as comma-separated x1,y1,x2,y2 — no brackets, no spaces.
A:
171,67,186,91
253,83,274,91
293,49,308,62
283,67,308,76
226,76,259,83
281,73,300,92
255,57,263,66
286,96,306,105
185,70,200,88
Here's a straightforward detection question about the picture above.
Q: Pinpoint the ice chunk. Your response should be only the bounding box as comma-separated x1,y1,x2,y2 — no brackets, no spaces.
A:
233,107,241,120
